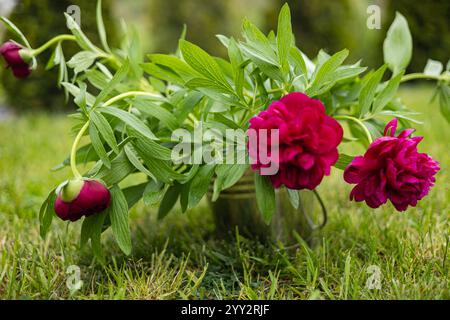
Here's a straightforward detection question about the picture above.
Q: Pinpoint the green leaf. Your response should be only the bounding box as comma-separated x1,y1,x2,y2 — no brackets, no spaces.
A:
287,189,299,210
62,82,96,106
334,154,355,171
254,174,276,224
94,60,130,108
124,144,156,181
143,181,167,206
0,17,32,48
179,40,231,90
383,12,413,75
372,71,404,114
359,65,388,117
290,47,308,77
188,164,216,209
90,111,119,154
109,185,132,256
438,85,450,124
100,107,157,140
65,13,99,53
94,150,135,186
96,0,111,53
277,3,293,74
133,100,178,130
39,189,57,239
423,59,444,77
122,183,147,209
67,51,100,74
89,121,111,169
80,210,107,250
158,184,181,219
74,82,88,115
308,49,349,96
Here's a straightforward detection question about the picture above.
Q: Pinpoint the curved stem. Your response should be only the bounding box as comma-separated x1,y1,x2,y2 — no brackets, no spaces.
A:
103,91,162,108
334,115,373,144
401,73,449,84
31,35,77,56
313,190,328,230
70,122,90,179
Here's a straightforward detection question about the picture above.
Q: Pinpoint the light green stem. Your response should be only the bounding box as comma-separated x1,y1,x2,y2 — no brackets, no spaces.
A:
70,122,90,179
335,115,373,144
401,73,449,83
31,35,77,56
103,91,162,107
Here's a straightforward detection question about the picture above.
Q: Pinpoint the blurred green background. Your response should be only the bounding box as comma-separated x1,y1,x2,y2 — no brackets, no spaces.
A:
0,0,449,111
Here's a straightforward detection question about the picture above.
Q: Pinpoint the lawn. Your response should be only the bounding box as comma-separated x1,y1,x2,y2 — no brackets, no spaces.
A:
0,86,448,300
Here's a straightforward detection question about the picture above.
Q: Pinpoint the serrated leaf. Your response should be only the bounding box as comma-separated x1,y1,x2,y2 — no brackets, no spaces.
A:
109,185,132,255
383,12,413,75
255,174,276,224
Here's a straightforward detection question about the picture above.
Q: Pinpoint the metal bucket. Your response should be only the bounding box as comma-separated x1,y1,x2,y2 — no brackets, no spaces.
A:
208,171,326,246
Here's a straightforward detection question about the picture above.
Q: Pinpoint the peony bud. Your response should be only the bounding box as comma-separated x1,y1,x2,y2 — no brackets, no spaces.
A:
0,41,32,78
55,179,111,222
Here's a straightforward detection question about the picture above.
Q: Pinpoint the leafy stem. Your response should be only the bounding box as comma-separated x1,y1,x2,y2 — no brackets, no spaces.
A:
334,115,373,144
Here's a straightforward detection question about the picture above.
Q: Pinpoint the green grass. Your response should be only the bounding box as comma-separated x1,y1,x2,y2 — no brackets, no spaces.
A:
0,86,448,300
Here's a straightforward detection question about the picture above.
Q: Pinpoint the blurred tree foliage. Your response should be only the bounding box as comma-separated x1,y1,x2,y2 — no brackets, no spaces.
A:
384,0,450,72
147,0,271,56
0,0,118,111
266,0,384,68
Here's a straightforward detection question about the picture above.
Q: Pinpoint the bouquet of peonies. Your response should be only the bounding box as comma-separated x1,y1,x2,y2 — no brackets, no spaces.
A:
1,2,448,256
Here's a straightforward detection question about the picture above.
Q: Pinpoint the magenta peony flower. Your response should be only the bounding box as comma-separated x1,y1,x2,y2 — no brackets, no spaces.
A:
344,119,440,212
55,179,111,222
249,92,343,190
0,41,32,78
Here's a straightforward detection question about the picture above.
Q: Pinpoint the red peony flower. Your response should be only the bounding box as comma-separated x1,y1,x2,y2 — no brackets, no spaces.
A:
249,92,343,190
0,41,32,78
344,119,440,212
55,179,111,222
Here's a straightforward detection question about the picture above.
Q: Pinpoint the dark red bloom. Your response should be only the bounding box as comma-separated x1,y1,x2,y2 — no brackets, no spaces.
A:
55,179,111,222
344,119,440,212
0,41,32,78
249,92,343,190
